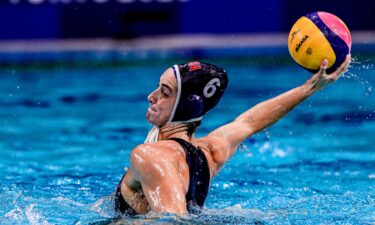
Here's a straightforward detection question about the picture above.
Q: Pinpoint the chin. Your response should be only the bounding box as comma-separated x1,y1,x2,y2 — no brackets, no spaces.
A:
146,111,168,127
146,114,157,126
146,113,152,123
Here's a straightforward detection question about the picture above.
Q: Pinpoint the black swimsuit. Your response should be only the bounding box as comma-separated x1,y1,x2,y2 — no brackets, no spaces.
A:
114,138,211,215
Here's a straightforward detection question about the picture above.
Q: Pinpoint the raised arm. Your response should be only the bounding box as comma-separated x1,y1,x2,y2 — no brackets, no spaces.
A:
207,55,351,163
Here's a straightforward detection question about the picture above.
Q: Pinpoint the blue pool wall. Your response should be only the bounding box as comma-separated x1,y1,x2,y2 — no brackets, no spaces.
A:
0,0,374,40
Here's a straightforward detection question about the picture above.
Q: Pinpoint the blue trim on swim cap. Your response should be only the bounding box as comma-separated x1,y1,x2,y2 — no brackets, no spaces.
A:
169,65,182,123
171,66,177,79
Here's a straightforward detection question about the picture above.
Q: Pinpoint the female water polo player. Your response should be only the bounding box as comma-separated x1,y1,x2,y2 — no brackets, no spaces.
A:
114,55,351,215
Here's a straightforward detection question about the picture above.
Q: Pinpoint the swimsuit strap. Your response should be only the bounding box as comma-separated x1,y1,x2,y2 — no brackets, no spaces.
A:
168,138,210,212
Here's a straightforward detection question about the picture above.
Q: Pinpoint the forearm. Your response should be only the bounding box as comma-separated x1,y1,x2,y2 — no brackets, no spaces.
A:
235,83,315,134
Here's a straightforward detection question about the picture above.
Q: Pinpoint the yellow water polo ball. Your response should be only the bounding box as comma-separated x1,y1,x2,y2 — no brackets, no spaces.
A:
288,11,352,73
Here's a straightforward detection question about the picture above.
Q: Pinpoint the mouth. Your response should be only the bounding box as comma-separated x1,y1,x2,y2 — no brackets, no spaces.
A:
148,106,157,114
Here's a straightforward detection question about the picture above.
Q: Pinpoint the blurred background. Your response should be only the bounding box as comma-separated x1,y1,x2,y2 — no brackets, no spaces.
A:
0,0,374,40
0,0,374,68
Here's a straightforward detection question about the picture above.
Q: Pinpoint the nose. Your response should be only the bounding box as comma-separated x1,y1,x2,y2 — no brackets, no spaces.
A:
148,89,158,104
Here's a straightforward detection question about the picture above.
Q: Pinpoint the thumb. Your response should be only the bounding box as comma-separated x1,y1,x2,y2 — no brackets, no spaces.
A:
319,59,329,76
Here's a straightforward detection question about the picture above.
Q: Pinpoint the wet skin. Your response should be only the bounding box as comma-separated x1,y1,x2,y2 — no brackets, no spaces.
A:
119,55,351,215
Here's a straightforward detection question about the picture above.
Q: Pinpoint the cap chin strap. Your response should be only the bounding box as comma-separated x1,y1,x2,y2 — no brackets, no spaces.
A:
144,65,202,143
144,126,159,144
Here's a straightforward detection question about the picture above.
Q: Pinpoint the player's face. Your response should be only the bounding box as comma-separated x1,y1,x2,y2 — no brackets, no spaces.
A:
146,68,177,127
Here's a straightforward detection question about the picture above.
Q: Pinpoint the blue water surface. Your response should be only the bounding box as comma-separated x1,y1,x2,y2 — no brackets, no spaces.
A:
0,54,374,224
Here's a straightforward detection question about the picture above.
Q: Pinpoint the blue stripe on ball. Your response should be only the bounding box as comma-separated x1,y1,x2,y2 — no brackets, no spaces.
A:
306,12,349,74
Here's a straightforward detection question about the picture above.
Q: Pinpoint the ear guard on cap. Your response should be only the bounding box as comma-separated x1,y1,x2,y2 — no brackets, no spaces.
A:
174,95,204,120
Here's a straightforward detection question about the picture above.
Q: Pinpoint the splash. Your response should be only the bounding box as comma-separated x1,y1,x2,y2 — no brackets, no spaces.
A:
264,128,271,140
238,142,253,158
25,204,52,225
90,207,265,225
342,56,373,96
4,205,25,221
90,195,116,218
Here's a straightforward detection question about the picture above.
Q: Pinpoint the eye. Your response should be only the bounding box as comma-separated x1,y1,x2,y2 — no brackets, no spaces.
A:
161,89,169,97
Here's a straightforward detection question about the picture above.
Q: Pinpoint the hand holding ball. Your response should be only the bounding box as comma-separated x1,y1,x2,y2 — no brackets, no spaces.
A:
288,12,351,73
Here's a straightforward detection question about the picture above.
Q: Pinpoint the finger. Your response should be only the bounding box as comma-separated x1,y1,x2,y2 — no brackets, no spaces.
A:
339,54,351,72
318,59,329,77
328,54,351,80
344,53,352,70
309,58,328,84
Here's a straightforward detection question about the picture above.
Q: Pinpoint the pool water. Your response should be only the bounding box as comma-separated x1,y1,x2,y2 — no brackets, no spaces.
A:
0,56,374,224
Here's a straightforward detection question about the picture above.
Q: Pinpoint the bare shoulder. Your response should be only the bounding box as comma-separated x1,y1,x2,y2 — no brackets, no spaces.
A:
131,142,179,162
130,141,186,175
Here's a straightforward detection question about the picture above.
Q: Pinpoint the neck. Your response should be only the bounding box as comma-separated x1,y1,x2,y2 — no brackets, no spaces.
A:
158,123,192,142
